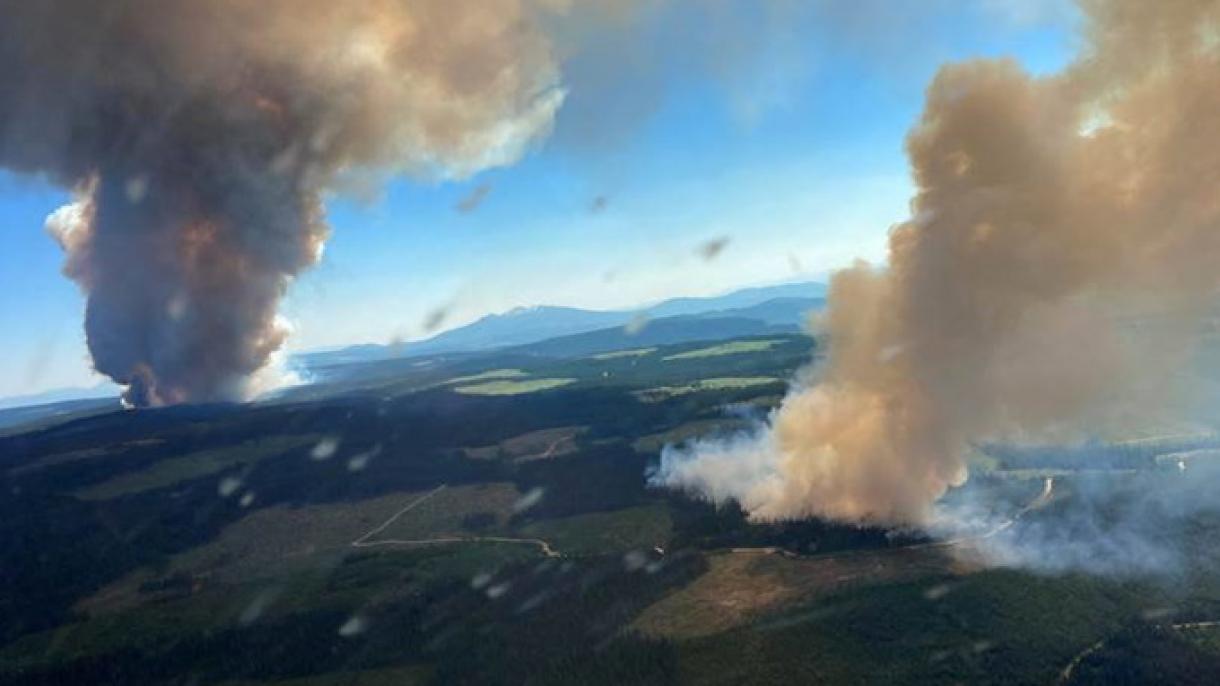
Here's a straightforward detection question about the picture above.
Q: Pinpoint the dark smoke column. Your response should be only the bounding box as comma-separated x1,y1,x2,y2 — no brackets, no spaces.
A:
0,0,565,406
50,141,327,406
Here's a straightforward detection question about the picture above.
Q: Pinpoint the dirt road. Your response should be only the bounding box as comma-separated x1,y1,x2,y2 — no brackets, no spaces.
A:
350,483,561,557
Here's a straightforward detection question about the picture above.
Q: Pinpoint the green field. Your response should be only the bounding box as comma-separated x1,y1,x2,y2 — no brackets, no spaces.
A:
452,378,576,395
440,368,527,385
635,376,781,402
663,339,784,361
592,347,657,360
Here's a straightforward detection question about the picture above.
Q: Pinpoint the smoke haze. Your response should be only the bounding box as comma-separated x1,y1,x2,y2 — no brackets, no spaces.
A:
654,0,1220,526
965,472,1220,577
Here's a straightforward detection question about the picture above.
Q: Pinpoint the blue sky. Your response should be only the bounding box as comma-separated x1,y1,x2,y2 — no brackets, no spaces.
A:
0,2,1078,398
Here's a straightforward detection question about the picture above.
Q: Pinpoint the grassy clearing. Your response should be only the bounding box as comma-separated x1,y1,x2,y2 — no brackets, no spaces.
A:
520,504,673,556
634,377,781,402
73,435,317,501
442,368,527,385
453,378,575,396
663,339,784,361
592,347,657,360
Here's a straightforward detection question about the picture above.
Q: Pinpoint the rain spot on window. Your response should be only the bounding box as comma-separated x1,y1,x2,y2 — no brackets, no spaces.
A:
311,436,341,461
218,476,242,498
338,615,367,637
513,487,545,514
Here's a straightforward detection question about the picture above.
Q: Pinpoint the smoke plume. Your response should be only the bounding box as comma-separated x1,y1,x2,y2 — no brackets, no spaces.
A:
654,0,1220,525
1,0,565,406
2,0,813,407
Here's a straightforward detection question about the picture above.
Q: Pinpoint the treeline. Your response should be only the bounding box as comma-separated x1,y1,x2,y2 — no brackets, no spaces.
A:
665,494,928,554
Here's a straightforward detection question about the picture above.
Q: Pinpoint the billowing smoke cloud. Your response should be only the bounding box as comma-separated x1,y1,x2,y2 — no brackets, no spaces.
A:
1,0,566,406
2,0,812,407
654,0,1220,526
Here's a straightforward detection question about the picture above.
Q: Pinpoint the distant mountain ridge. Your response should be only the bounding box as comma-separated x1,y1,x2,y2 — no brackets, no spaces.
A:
408,305,630,355
0,282,827,412
642,282,826,319
0,396,120,433
300,281,826,369
0,383,119,412
509,315,800,359
692,297,821,327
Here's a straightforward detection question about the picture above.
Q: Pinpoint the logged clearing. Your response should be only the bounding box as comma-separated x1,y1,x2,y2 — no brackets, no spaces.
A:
634,377,780,402
73,435,318,500
663,339,783,361
592,347,657,360
453,378,575,396
632,546,973,639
